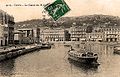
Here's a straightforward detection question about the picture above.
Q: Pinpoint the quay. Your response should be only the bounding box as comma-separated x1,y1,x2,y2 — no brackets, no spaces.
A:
0,44,51,61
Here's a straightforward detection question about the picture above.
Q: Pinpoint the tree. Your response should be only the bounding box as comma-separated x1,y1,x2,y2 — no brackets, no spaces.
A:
86,26,93,33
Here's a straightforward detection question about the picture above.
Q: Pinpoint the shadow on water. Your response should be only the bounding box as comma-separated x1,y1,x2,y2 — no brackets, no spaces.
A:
68,58,99,73
0,59,15,77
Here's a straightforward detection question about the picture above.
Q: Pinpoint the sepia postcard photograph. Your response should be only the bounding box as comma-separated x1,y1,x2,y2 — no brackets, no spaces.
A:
0,0,120,77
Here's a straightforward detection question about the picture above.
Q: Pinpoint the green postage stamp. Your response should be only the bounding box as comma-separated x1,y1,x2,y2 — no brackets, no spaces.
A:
44,0,70,21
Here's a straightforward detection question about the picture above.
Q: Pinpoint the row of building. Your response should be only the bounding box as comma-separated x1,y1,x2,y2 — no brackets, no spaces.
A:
14,27,71,44
70,26,120,42
14,25,120,44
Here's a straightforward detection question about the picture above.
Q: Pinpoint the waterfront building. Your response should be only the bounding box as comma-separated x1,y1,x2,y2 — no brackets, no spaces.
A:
102,26,120,42
86,26,120,42
33,27,41,43
69,25,120,42
16,28,41,44
0,10,15,46
86,32,103,42
17,28,34,44
86,26,103,42
14,31,25,44
40,28,70,42
69,26,87,41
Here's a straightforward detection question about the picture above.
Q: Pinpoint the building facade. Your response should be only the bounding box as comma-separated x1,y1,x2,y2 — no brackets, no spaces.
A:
86,26,103,42
16,28,41,44
69,26,87,41
17,28,34,44
40,28,70,42
102,26,120,42
0,10,15,46
69,26,120,42
14,31,25,44
86,32,103,42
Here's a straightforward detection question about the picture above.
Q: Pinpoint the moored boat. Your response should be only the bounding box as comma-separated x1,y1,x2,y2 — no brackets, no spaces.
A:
64,44,71,47
41,42,51,49
113,46,120,54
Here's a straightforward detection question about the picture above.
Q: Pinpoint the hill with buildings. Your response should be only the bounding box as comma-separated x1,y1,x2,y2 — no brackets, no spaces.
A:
14,14,120,29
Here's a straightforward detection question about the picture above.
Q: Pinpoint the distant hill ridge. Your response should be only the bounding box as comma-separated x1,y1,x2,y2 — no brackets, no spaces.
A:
14,14,120,29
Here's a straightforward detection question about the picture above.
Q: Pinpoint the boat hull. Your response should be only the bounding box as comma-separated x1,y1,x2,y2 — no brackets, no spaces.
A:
68,58,100,68
41,45,51,49
68,55,98,64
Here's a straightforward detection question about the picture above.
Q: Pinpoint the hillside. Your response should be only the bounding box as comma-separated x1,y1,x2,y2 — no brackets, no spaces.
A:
14,14,120,29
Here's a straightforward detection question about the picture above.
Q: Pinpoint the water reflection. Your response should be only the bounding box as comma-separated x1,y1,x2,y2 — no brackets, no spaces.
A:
0,59,15,77
68,58,99,73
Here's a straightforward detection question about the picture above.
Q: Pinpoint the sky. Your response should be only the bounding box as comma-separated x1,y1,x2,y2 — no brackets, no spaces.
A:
0,0,120,22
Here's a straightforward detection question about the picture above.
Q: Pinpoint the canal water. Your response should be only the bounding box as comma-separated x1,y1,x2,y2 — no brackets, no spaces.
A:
0,43,120,77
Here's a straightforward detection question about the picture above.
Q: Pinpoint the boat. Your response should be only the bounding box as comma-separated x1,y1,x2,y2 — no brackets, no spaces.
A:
113,46,120,54
68,46,99,65
64,44,71,47
41,42,51,49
